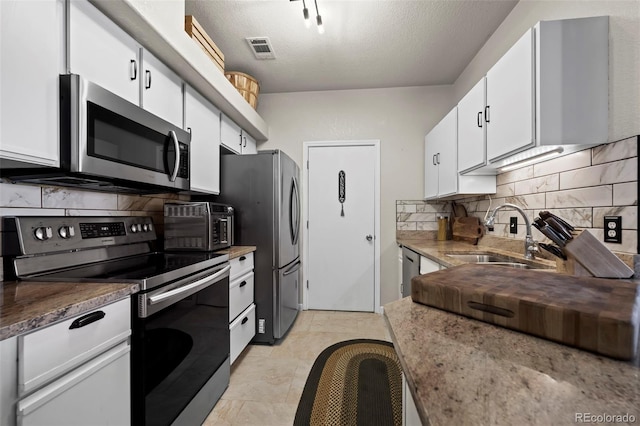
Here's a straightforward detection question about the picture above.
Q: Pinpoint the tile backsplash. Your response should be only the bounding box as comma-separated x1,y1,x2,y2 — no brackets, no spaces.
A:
398,136,639,255
0,182,189,280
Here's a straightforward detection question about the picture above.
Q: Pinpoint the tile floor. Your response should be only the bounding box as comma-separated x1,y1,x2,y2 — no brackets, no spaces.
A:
202,310,391,425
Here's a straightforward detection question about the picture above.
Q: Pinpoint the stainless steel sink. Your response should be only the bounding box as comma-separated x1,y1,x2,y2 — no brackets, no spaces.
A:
445,252,553,270
445,253,516,263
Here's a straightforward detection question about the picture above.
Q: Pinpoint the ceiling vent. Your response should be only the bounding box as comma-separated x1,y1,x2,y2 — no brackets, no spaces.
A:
246,37,276,60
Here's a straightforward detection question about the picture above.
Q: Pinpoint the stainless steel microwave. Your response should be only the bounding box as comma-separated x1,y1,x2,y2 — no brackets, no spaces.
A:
1,74,190,193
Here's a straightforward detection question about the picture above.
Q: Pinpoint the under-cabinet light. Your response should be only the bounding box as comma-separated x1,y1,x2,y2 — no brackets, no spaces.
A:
499,147,564,172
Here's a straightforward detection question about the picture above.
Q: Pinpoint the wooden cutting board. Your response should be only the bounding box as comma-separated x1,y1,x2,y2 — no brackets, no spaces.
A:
411,264,640,360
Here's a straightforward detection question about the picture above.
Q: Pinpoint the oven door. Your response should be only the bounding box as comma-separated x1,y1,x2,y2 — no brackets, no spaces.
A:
131,263,230,426
61,74,190,190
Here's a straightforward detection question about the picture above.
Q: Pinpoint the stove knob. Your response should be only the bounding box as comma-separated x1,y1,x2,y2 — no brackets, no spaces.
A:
136,224,143,232
142,224,149,232
130,224,138,233
34,226,53,241
58,225,75,239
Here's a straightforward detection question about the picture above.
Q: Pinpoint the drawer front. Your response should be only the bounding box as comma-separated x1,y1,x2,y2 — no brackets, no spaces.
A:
19,298,131,395
230,252,254,280
229,271,254,322
230,304,256,364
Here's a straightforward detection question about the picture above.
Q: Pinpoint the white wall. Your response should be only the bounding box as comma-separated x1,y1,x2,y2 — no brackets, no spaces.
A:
453,0,640,142
257,86,453,306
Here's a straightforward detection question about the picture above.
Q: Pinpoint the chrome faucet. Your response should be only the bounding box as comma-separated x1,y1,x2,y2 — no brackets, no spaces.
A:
484,203,538,260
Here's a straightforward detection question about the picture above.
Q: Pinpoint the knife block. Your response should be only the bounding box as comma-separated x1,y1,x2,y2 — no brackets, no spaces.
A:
560,230,634,279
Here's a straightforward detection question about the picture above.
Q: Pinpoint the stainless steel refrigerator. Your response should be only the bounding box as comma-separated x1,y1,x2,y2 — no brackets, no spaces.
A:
218,150,301,344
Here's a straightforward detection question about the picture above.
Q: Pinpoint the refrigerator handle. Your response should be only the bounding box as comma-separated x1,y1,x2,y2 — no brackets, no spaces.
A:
291,176,300,245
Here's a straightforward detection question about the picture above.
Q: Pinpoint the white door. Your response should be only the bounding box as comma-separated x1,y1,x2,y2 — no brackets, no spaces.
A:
307,143,376,312
457,77,487,173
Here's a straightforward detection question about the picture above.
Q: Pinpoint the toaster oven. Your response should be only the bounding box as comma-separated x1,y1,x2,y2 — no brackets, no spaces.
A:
164,202,234,251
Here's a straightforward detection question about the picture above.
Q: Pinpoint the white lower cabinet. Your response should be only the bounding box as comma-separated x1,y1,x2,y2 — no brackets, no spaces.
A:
2,298,131,426
229,251,256,364
230,304,256,364
402,374,422,426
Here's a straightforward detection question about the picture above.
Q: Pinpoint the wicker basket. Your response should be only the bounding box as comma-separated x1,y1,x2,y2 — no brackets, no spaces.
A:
185,16,224,73
225,71,259,109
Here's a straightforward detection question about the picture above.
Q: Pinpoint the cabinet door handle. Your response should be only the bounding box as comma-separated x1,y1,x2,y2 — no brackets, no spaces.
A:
241,317,249,325
187,127,192,136
484,105,490,123
432,154,437,166
145,70,152,89
243,136,247,148
69,311,105,329
239,280,247,288
436,153,440,164
239,256,246,261
477,111,483,128
130,59,137,80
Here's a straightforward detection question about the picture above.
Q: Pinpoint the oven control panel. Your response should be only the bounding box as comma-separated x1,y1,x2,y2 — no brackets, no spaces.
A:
3,216,157,256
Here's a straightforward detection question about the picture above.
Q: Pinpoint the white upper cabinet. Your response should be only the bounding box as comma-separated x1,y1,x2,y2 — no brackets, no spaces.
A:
0,0,63,167
220,114,242,154
465,16,609,173
68,0,140,105
221,114,258,155
240,130,257,155
425,108,496,200
457,77,487,173
140,50,184,127
68,0,183,126
184,85,221,195
485,28,535,162
424,108,458,199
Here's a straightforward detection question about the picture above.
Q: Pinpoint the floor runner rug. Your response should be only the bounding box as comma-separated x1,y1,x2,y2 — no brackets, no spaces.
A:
293,339,402,426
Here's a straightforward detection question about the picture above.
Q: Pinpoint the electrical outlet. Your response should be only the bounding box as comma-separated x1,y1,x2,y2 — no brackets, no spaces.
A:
604,216,622,243
509,217,518,234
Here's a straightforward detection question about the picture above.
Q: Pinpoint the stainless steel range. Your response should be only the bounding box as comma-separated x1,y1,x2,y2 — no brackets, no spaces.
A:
3,216,231,426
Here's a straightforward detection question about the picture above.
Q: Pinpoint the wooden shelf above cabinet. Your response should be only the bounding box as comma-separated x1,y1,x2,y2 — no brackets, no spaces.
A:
89,0,268,142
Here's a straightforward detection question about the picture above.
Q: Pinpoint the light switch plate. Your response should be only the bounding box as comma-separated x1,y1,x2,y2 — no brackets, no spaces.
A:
509,217,518,234
604,216,622,243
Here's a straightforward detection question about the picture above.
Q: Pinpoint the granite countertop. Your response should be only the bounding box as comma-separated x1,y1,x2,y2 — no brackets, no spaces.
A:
384,297,640,425
0,281,139,341
0,245,256,341
215,245,256,260
398,236,557,270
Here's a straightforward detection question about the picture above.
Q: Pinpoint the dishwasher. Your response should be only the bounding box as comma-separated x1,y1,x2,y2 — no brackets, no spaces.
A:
401,247,421,298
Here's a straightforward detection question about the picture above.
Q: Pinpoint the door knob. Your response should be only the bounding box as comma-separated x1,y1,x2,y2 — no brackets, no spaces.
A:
366,235,373,241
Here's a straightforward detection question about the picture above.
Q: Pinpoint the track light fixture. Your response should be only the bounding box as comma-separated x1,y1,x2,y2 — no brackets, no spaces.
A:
291,0,324,33
302,0,311,28
314,0,324,34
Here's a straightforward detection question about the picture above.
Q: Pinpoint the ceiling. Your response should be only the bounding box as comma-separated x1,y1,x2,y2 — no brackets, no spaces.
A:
185,0,518,94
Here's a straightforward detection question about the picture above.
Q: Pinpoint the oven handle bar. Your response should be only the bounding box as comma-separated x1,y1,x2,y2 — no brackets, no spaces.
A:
148,265,230,306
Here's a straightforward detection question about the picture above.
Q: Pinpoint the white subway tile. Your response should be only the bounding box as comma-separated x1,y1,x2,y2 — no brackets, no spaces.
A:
417,222,438,231
546,186,612,208
592,137,638,165
0,183,41,208
397,222,417,231
533,149,591,177
396,204,417,213
505,193,546,209
495,183,515,198
613,182,637,206
545,208,592,228
514,174,559,195
560,158,636,190
496,166,533,185
406,213,436,222
42,187,117,210
593,206,637,230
